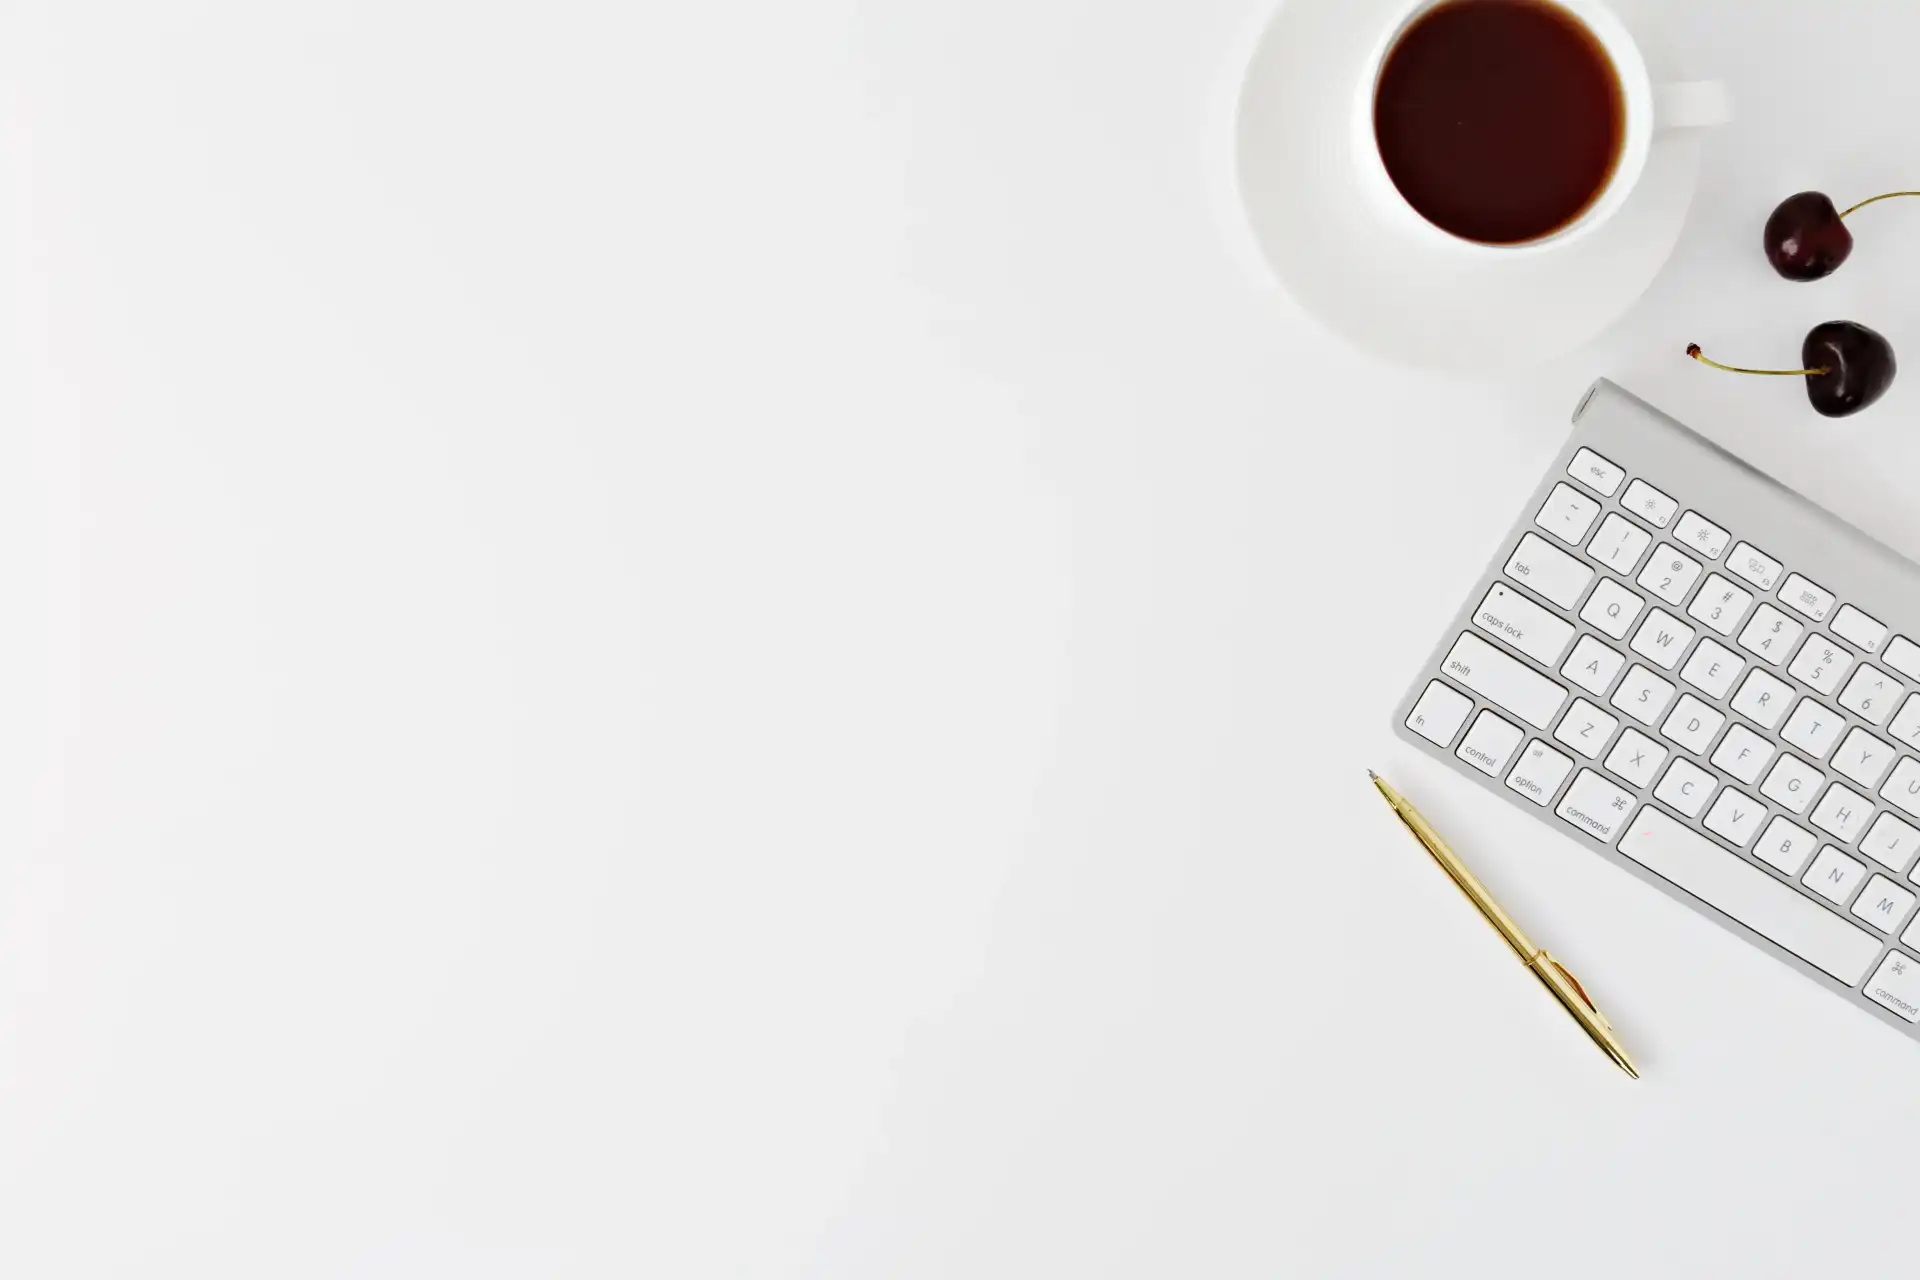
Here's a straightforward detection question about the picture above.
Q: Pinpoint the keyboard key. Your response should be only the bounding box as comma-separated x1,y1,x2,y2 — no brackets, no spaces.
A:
1472,583,1577,667
1726,542,1783,593
1456,710,1525,777
1811,782,1873,845
1778,573,1836,623
1661,694,1725,755
1637,545,1703,607
1620,479,1677,528
1407,680,1474,746
1561,635,1626,696
1834,728,1898,790
1610,664,1675,727
1630,609,1695,671
1864,811,1920,874
1890,694,1920,750
1567,447,1625,496
1505,533,1594,609
1852,874,1917,934
1737,603,1804,666
1832,605,1887,654
1760,754,1823,815
1679,637,1744,700
1506,739,1576,807
1580,579,1645,641
1886,636,1920,684
1619,807,1882,984
1864,951,1920,1022
1880,757,1920,820
1804,845,1868,905
1838,665,1900,726
1655,757,1718,817
1604,728,1667,788
1756,816,1819,876
1788,635,1854,696
1712,724,1777,785
1555,769,1638,842
1535,483,1602,547
1554,698,1620,760
1780,697,1845,760
1731,668,1794,730
1442,634,1568,730
1587,513,1651,575
1675,510,1730,560
1685,574,1754,637
1705,788,1767,847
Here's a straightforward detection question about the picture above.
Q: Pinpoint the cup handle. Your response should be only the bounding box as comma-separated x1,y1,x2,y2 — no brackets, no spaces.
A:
1654,81,1734,131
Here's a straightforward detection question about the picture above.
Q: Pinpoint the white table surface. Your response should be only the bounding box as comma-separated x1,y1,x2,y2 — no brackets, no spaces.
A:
7,1,1920,1276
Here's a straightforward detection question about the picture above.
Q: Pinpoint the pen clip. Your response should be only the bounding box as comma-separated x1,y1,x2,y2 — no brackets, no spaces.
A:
1542,954,1612,1029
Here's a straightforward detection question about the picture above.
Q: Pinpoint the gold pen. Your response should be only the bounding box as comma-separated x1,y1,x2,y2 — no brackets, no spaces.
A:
1370,770,1639,1080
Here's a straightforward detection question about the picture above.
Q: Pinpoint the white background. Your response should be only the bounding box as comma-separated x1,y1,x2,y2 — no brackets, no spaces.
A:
5,0,1920,1276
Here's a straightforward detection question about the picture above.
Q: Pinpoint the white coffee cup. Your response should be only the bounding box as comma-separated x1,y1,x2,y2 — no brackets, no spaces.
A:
1353,0,1732,254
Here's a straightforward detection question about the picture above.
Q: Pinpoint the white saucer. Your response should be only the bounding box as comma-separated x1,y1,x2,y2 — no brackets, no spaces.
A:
1226,0,1706,372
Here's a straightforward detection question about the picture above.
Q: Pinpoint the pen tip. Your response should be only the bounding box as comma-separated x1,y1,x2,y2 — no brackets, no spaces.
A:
1367,769,1379,781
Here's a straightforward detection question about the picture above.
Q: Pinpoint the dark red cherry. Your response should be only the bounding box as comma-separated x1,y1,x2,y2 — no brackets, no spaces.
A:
1765,191,1852,281
1687,322,1896,418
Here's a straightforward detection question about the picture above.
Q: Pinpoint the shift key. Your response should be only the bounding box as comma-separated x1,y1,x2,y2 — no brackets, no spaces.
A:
1441,632,1569,730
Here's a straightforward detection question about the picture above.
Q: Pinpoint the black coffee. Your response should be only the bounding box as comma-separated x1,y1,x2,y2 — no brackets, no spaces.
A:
1373,0,1625,245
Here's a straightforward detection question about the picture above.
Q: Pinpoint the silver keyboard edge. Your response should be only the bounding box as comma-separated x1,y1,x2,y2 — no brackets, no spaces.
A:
1392,377,1920,1047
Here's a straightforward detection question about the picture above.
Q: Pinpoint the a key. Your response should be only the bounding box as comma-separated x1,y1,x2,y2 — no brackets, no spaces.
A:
1561,635,1626,696
1675,510,1730,560
1685,573,1754,637
1885,636,1920,684
1620,479,1677,528
1555,769,1637,842
1580,579,1645,641
1851,875,1917,934
1505,740,1576,807
1864,811,1920,874
1406,681,1474,747
1864,951,1920,1022
1832,605,1887,654
1778,573,1836,623
1654,757,1718,818
1440,634,1568,730
1705,788,1767,848
1779,698,1844,760
1804,845,1868,904
1566,447,1625,496
1609,664,1675,727
1637,545,1703,607
1604,728,1667,789
1878,757,1920,820
1755,816,1819,876
1587,513,1652,575
1731,668,1793,730
1535,483,1602,547
1619,807,1881,984
1788,635,1854,696
1679,636,1744,700
1630,609,1695,671
1553,698,1620,760
1736,604,1804,666
1834,728,1898,790
1760,754,1823,816
1810,782,1874,845
1505,533,1594,610
1890,694,1920,749
1712,724,1776,785
1838,664,1900,726
1660,694,1725,755
1726,542,1783,593
1472,583,1577,667
1456,710,1525,777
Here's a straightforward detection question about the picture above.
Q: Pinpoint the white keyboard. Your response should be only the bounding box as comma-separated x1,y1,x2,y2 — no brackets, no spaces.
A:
1395,380,1920,1035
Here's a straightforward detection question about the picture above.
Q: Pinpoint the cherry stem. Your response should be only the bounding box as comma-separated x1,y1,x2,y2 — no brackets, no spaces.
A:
1840,191,1920,218
1686,344,1828,378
